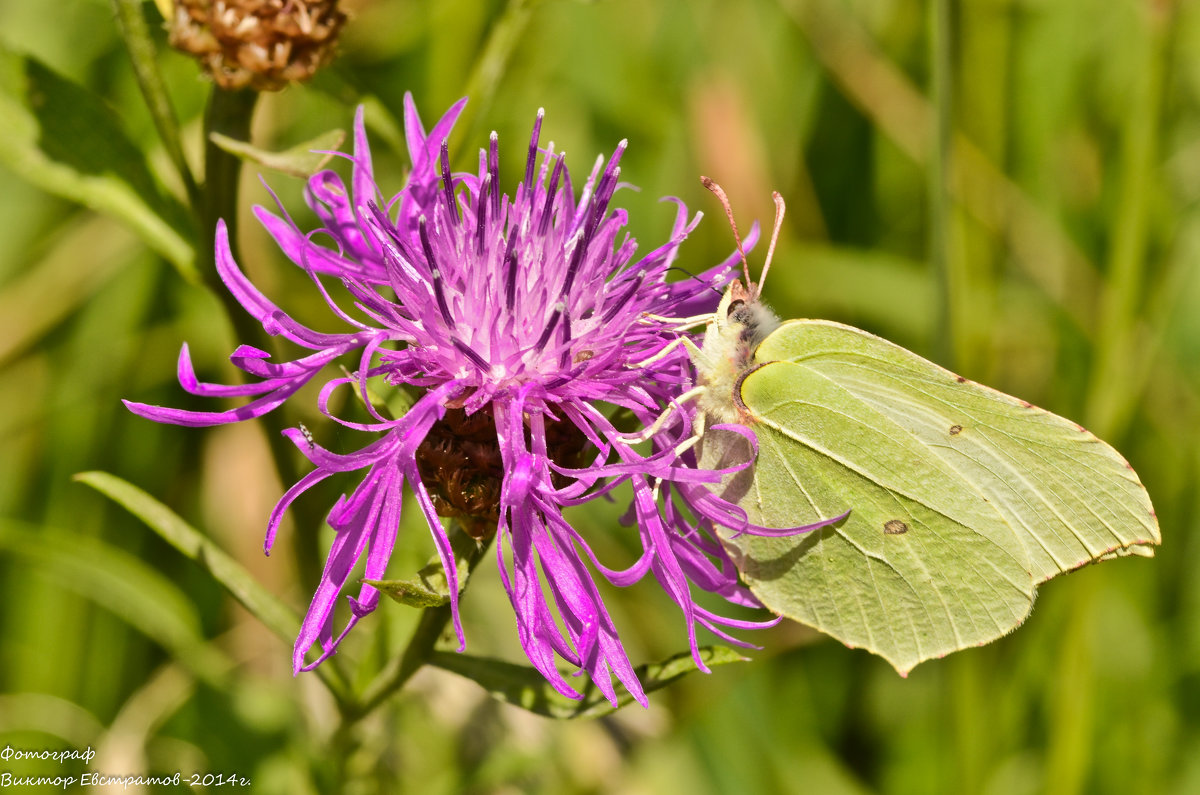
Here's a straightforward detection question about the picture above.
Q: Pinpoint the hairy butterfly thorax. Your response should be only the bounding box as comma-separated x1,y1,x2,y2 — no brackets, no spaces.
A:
687,178,784,425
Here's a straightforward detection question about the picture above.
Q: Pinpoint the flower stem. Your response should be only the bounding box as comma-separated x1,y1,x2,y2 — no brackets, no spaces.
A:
201,88,257,272
199,88,260,330
111,0,202,211
347,526,491,723
199,87,324,595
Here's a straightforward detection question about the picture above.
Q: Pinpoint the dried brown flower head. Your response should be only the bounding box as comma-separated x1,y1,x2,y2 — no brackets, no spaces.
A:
414,407,590,539
169,0,347,91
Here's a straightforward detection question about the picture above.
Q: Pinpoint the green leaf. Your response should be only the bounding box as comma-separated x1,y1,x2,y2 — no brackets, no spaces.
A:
151,0,174,23
209,129,347,179
697,311,1160,675
367,531,481,609
75,471,354,703
366,578,450,609
73,471,299,644
0,46,196,280
0,215,136,368
429,646,746,719
0,518,231,689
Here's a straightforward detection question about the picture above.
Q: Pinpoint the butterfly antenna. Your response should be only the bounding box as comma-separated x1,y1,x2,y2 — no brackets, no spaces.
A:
700,176,752,288
665,265,724,296
757,191,786,300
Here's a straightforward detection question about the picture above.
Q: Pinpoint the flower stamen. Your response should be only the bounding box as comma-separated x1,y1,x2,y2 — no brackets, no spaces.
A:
439,141,460,224
475,174,490,256
524,109,545,190
503,242,519,313
452,338,490,371
601,272,647,324
488,131,501,215
534,306,564,351
418,217,455,326
539,153,566,235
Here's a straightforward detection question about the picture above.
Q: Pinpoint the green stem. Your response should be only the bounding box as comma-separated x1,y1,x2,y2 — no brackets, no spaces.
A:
199,89,287,457
324,530,487,791
345,528,491,724
360,603,454,715
201,89,258,275
111,0,202,211
199,88,325,610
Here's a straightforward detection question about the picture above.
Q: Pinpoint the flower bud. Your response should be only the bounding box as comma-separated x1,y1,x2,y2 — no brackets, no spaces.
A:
168,0,347,92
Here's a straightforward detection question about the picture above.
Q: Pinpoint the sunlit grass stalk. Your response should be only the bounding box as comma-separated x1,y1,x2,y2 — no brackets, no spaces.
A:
929,0,957,370
1045,570,1098,795
458,0,535,145
1083,14,1167,442
947,652,986,794
930,2,988,790
1049,10,1168,795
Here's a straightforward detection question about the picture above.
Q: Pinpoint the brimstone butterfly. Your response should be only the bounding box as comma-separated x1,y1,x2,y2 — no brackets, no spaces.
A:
689,179,1160,675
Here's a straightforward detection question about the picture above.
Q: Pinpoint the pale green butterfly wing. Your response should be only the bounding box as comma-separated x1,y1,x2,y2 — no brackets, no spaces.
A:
700,318,1159,674
753,321,1160,582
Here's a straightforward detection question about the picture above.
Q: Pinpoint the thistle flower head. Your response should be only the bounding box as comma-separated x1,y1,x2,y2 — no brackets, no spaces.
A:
127,95,796,706
169,0,346,91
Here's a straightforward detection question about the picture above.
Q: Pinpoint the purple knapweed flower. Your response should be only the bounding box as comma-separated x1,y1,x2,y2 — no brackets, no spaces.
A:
126,94,805,706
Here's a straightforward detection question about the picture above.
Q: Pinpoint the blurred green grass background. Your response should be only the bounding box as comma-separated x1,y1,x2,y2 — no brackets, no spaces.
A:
0,0,1196,792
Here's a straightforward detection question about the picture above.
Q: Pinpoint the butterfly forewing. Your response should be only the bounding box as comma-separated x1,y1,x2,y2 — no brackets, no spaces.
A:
704,318,1159,674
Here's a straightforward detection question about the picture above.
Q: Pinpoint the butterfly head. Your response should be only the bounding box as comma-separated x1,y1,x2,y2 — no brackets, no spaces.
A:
699,278,781,382
691,178,786,380
688,178,788,424
692,282,781,427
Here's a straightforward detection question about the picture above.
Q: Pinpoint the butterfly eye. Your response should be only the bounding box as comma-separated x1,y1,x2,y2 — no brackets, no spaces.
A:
726,299,746,318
